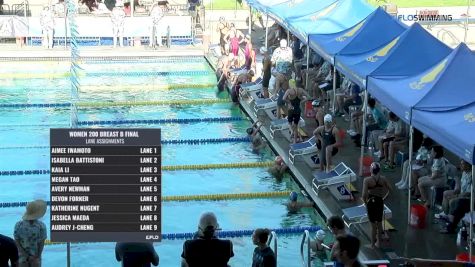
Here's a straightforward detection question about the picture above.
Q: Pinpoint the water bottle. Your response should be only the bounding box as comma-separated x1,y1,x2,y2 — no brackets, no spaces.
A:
457,226,468,247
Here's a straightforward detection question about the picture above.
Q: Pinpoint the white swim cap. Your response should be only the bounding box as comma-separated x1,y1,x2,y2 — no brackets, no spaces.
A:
316,230,326,241
324,114,332,123
280,39,287,48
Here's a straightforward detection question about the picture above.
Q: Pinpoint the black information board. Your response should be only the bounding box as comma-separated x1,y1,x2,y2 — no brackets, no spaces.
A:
50,129,161,242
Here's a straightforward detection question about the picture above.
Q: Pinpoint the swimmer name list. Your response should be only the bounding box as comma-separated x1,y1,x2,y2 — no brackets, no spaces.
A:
50,128,162,242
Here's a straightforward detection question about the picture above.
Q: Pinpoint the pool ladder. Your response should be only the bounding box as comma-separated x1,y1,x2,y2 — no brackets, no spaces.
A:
300,230,312,267
266,231,278,265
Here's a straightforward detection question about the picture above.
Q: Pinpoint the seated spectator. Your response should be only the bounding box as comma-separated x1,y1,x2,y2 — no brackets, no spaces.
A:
284,191,314,213
0,233,19,267
374,112,403,166
14,200,47,267
436,160,472,220
395,136,433,190
123,2,131,15
310,61,331,99
181,212,234,267
332,235,362,267
416,146,447,208
251,228,276,267
385,122,409,170
312,99,325,127
291,35,305,83
313,114,341,172
439,185,473,234
347,105,372,143
337,83,362,121
115,242,159,267
364,98,387,146
268,155,287,179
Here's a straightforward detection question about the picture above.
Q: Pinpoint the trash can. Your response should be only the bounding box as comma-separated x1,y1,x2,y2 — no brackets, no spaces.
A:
359,156,373,177
410,204,427,229
456,252,475,262
305,100,315,118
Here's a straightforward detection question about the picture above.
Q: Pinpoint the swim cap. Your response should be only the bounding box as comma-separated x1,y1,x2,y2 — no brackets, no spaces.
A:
246,128,254,135
370,162,380,175
324,114,332,123
316,230,326,241
275,156,283,165
289,191,298,201
288,79,296,88
312,100,320,107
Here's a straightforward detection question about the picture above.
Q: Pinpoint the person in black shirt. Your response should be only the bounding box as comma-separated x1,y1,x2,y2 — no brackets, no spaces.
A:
332,235,362,267
0,234,19,267
115,242,159,267
181,212,234,267
251,228,276,267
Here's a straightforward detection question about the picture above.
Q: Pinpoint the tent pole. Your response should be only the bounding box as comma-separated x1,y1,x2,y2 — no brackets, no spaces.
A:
249,7,252,37
470,165,474,257
131,0,134,17
305,36,310,93
407,126,414,224
464,0,471,43
287,29,289,41
265,14,269,49
331,65,336,115
359,90,368,177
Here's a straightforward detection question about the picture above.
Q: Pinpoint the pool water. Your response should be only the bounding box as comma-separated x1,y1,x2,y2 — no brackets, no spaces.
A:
0,57,330,266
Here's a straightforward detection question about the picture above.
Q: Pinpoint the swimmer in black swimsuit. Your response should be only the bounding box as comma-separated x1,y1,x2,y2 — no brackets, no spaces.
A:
362,162,391,248
283,80,309,143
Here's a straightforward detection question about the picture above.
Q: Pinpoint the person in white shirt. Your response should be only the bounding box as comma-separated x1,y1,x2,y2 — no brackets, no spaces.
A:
111,1,126,47
149,1,166,48
40,5,55,49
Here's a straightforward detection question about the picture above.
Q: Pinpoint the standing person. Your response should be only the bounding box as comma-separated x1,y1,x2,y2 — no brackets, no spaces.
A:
225,25,243,59
283,79,309,144
149,1,165,48
14,200,47,267
313,114,341,172
251,228,276,267
274,72,289,119
362,162,391,249
181,212,234,267
40,5,54,49
115,242,159,267
111,1,126,48
271,39,293,80
291,35,304,82
0,233,19,267
260,47,272,98
244,35,256,72
217,17,229,55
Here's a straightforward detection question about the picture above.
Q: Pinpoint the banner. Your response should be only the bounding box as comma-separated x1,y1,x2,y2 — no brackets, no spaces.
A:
0,16,28,37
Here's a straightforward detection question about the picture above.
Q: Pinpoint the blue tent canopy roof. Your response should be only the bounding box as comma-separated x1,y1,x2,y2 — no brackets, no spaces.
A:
412,103,475,165
286,0,374,43
246,0,291,13
308,7,407,63
336,23,452,89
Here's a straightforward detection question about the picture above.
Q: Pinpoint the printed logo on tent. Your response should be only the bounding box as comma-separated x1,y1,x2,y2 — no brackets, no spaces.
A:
310,2,339,22
464,113,475,123
336,20,365,42
366,36,400,63
409,59,448,90
464,149,472,163
288,0,305,8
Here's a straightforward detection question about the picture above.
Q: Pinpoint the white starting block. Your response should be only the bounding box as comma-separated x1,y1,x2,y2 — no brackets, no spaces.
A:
312,162,357,194
342,203,392,229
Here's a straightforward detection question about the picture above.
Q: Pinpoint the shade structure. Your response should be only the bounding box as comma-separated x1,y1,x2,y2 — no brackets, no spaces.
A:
246,0,291,13
335,23,452,89
308,7,407,64
266,0,338,30
286,0,375,43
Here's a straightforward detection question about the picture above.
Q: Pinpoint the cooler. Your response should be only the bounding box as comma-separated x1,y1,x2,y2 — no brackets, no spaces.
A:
410,204,427,229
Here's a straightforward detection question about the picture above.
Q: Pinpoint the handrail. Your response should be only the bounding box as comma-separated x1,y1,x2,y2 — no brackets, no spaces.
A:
300,230,311,267
437,28,461,44
266,231,278,265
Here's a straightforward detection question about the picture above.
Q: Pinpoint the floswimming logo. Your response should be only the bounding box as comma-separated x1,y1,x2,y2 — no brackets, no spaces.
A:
397,10,453,22
409,59,447,90
310,2,339,22
336,20,365,42
366,36,400,62
0,18,13,37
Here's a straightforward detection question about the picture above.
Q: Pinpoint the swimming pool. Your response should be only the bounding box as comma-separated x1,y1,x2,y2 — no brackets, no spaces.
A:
0,57,329,266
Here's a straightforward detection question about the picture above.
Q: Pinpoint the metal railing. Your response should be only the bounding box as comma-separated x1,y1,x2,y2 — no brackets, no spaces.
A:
266,231,278,265
300,230,311,267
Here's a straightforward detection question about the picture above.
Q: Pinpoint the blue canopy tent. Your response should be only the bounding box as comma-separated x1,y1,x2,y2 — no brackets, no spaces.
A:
366,41,463,124
266,0,338,30
286,0,375,44
308,7,407,64
409,43,475,164
246,0,290,13
336,23,452,89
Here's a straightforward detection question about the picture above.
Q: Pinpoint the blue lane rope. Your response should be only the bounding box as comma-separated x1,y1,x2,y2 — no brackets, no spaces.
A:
0,137,250,150
0,103,71,108
86,70,212,77
77,117,244,126
82,57,204,64
0,117,244,128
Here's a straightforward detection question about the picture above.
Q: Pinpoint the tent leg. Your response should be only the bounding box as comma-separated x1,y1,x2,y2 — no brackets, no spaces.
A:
359,90,368,176
407,126,414,225
305,37,310,93
265,15,269,49
470,165,474,257
331,65,336,115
